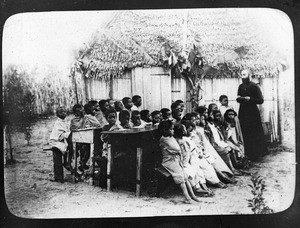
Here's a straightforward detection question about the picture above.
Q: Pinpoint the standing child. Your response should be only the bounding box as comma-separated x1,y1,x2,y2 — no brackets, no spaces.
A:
122,97,133,116
158,120,201,204
219,95,233,116
89,100,107,128
49,107,72,183
132,95,142,111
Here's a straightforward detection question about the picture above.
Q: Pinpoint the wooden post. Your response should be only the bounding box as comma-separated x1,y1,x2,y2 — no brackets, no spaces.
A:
73,142,77,183
107,144,112,192
136,147,143,196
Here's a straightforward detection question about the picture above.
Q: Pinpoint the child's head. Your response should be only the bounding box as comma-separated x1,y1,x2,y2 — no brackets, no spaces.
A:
160,108,172,120
172,109,182,121
140,110,151,123
173,124,187,139
84,103,95,116
107,99,115,109
195,105,208,118
56,106,67,120
132,95,142,107
88,100,100,112
99,99,109,113
175,100,184,110
181,120,195,137
212,110,223,124
208,103,218,112
224,109,237,122
114,100,124,112
72,104,84,117
122,97,133,110
105,109,117,126
151,110,161,124
219,95,228,107
171,102,183,112
131,110,142,126
199,114,207,127
119,110,131,128
158,120,174,137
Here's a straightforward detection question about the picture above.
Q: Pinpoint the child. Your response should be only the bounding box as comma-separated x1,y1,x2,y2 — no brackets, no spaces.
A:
175,99,185,115
206,109,241,176
122,97,133,116
160,108,172,121
107,99,115,110
114,100,124,124
131,110,146,128
89,100,107,128
132,95,142,111
101,109,123,158
172,109,182,125
70,103,101,172
181,120,227,188
49,106,72,183
174,124,213,196
197,113,236,184
151,110,162,126
224,109,246,164
219,95,233,117
119,110,132,129
158,120,201,204
140,110,152,123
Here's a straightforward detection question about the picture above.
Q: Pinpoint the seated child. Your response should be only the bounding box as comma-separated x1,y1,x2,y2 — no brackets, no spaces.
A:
158,120,201,204
89,100,107,128
151,110,162,126
49,106,72,183
70,103,101,172
181,120,227,188
160,108,172,121
174,124,213,196
119,110,132,129
101,109,123,158
224,109,245,162
130,110,146,128
114,100,124,124
205,109,241,176
107,99,115,110
140,110,152,123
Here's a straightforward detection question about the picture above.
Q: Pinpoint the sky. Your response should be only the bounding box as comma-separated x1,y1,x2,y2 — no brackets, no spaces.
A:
3,11,113,76
2,9,293,80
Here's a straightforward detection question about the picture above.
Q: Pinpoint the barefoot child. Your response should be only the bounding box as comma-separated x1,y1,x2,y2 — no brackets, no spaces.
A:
49,106,72,183
158,120,201,204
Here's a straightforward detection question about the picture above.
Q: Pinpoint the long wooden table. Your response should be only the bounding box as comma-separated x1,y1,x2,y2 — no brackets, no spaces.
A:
71,126,158,196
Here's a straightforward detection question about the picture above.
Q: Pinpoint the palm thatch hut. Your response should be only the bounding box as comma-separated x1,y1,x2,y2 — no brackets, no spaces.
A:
71,9,292,144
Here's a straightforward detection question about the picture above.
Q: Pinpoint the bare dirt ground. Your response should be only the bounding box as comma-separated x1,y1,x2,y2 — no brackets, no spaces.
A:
3,117,296,218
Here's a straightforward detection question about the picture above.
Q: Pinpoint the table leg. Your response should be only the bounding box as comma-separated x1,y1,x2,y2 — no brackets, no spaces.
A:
136,147,143,196
107,144,113,191
90,143,94,166
73,142,77,184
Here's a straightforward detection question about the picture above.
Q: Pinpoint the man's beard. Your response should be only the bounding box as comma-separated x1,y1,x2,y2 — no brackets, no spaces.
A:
242,78,250,84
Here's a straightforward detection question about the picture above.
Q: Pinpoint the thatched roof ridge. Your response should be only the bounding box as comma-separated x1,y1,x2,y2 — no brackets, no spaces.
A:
74,9,287,80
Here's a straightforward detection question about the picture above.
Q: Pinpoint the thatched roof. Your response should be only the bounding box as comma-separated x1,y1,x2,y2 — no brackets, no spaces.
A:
73,9,288,80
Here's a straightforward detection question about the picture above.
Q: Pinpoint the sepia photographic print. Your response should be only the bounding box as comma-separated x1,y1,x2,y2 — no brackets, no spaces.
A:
2,8,296,219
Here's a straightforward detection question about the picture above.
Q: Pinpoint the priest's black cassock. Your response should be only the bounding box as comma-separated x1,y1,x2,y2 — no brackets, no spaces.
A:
237,81,267,161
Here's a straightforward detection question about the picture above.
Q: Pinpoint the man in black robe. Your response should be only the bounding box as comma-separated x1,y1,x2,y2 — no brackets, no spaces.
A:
236,69,267,161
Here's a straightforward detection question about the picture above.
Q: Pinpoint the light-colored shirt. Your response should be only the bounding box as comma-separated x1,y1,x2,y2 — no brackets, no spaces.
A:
131,105,142,112
49,118,71,154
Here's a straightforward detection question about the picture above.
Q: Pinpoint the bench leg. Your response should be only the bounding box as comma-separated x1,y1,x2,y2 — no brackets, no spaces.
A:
107,144,112,191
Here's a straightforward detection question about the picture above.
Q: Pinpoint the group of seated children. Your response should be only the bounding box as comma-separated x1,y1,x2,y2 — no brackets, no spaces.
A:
49,94,248,204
